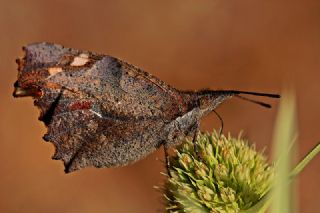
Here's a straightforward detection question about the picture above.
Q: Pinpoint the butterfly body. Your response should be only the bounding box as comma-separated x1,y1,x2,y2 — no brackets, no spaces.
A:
13,42,279,173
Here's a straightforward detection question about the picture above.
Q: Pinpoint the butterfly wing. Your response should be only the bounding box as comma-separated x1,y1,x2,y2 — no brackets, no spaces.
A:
14,42,192,173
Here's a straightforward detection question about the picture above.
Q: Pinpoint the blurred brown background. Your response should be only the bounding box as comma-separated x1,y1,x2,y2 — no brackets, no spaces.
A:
0,0,319,212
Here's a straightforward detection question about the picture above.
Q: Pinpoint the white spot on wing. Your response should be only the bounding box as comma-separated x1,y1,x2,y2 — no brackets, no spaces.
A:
90,109,103,118
48,67,63,76
70,53,89,66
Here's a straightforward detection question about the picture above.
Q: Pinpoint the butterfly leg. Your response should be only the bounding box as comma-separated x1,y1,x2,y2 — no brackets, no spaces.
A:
192,121,200,155
213,110,224,138
163,143,172,178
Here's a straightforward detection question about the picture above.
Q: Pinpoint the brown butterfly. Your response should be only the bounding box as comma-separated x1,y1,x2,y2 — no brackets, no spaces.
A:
13,42,280,173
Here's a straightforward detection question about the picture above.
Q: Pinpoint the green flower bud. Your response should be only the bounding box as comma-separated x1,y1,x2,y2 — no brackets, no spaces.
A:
163,131,274,212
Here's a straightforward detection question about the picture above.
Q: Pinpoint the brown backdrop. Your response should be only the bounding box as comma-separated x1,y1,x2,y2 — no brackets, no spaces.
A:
0,0,319,212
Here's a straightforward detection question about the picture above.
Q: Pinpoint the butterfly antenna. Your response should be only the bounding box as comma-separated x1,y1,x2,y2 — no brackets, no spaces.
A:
213,90,280,108
235,94,272,108
232,90,280,108
228,90,280,98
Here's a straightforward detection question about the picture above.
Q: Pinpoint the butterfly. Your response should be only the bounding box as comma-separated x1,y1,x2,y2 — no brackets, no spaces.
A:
13,42,280,173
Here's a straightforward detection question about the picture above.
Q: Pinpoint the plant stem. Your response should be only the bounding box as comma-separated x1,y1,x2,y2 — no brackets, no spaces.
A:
290,143,320,179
